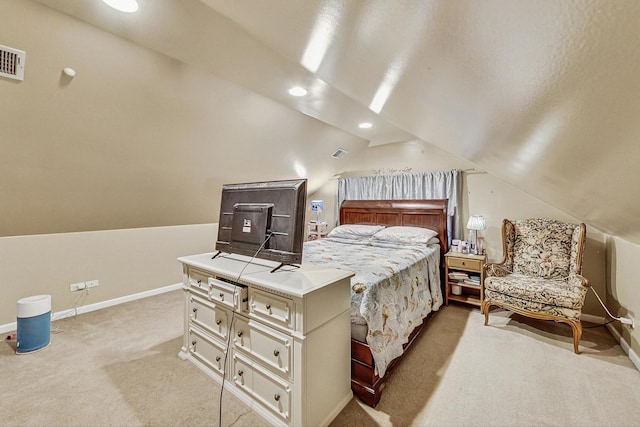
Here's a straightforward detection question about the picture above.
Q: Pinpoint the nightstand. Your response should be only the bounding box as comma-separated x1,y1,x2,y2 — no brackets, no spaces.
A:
445,252,486,307
308,221,328,240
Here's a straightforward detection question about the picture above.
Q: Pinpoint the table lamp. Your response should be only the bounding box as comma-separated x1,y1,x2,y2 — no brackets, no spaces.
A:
310,200,324,223
466,215,486,254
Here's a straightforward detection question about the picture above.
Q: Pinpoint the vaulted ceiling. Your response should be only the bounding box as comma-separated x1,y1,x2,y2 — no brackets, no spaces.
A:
36,0,640,244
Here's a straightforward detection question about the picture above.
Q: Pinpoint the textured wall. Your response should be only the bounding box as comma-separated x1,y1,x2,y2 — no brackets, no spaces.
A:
0,1,364,237
0,224,216,326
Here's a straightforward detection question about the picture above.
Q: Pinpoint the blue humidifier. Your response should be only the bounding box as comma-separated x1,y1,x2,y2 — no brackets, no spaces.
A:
16,295,51,354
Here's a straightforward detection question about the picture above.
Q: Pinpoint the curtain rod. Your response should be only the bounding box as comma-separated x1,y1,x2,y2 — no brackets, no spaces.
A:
333,168,486,178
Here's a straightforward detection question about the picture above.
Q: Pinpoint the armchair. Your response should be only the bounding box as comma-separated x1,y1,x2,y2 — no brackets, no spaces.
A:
481,218,590,353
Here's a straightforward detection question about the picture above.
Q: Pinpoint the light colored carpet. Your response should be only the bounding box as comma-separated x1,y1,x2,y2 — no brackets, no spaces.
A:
1,290,639,427
332,306,640,427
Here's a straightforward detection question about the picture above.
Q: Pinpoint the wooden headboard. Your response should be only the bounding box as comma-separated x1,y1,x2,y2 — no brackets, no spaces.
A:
339,199,449,253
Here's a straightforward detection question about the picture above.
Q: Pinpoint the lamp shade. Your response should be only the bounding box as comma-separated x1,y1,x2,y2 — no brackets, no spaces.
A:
466,215,486,231
310,200,324,213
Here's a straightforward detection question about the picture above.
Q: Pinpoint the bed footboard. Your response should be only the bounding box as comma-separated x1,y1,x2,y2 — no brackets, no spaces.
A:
350,317,430,407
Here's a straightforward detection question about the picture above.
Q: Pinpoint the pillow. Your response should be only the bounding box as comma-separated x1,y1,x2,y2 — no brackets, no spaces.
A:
371,226,438,245
327,224,385,240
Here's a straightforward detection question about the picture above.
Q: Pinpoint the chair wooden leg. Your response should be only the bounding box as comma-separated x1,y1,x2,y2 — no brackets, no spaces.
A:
482,300,491,325
569,320,582,354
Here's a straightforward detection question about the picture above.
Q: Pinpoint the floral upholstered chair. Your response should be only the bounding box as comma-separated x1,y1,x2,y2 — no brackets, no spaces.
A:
482,218,589,353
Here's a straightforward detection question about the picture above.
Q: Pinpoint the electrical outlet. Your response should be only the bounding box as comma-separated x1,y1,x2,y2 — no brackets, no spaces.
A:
627,316,635,328
620,315,635,328
69,282,86,292
86,279,99,289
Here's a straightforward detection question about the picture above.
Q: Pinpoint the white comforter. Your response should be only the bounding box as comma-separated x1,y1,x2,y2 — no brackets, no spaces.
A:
302,237,442,377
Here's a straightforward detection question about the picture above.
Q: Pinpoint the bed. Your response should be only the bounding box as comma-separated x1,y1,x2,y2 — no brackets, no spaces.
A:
302,199,448,407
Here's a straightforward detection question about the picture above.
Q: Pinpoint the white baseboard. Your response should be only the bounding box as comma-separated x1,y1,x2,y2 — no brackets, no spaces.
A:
581,313,639,372
0,283,182,335
606,323,640,372
580,314,640,371
581,313,606,324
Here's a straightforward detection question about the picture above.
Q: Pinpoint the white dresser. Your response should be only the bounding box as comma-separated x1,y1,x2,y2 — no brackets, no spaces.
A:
178,252,354,427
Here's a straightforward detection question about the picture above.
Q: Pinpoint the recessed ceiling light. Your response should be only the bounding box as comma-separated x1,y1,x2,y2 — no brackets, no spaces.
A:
103,0,139,13
358,122,373,129
288,86,307,97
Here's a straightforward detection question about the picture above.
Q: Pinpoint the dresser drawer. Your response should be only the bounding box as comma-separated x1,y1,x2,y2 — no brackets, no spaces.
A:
233,315,292,379
249,288,294,331
232,351,291,423
187,268,212,297
188,327,227,376
208,277,248,311
448,257,482,271
189,294,230,341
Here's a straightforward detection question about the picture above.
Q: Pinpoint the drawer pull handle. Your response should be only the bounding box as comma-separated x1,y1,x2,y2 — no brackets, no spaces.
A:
192,307,197,313
237,331,243,337
274,394,280,402
266,304,271,311
273,349,280,357
191,340,196,346
219,293,224,300
216,319,222,325
197,280,202,284
462,261,466,266
215,356,221,362
238,370,244,377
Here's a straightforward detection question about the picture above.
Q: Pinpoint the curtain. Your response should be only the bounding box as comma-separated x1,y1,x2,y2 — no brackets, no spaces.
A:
337,169,462,243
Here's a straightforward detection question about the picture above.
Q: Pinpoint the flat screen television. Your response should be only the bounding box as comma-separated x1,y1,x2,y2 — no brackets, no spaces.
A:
214,179,307,272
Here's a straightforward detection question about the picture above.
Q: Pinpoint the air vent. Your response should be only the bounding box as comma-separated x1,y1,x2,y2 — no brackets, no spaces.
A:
331,148,348,159
0,45,26,81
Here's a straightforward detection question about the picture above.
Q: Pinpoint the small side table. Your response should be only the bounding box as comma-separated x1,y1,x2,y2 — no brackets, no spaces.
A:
445,252,486,307
308,221,328,240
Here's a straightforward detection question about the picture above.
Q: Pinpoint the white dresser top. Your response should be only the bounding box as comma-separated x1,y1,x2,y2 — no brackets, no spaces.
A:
178,252,354,298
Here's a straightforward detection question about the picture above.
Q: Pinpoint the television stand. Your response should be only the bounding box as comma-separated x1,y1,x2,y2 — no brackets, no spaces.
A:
270,262,300,273
211,251,300,274
178,252,354,426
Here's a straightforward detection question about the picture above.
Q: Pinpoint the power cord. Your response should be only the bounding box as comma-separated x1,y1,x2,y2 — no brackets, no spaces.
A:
72,287,90,317
217,232,274,427
589,287,635,328
11,287,91,341
583,319,615,329
52,287,91,322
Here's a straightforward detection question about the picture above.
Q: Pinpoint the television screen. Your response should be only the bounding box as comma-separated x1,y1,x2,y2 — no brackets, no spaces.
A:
215,179,307,271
